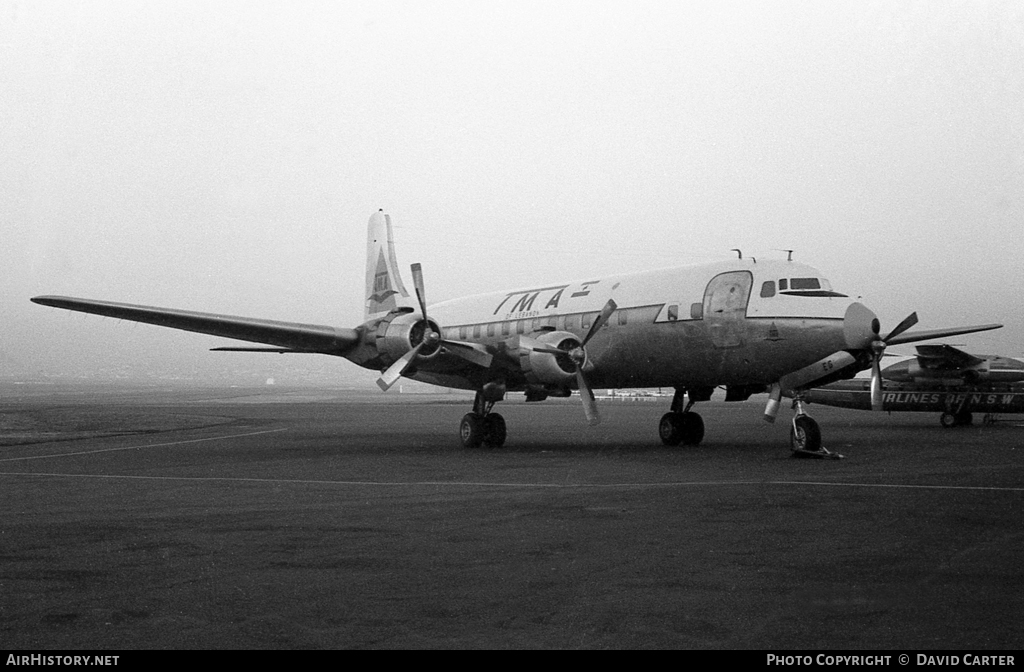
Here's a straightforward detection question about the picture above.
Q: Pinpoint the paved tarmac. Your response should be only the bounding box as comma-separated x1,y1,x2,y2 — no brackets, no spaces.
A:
1,383,1022,649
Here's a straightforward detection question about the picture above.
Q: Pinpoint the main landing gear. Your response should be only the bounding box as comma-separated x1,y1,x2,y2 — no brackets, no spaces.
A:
460,390,507,449
939,392,975,428
789,396,842,459
940,411,973,428
659,389,705,446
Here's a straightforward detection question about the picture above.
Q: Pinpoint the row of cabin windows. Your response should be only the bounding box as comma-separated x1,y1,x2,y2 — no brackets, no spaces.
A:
760,277,822,298
445,309,631,342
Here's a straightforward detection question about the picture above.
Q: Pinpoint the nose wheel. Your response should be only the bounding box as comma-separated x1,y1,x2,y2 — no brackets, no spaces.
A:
790,414,822,452
789,397,842,459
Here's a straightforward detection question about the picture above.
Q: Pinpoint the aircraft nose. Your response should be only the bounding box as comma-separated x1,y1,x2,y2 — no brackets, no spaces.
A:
843,302,880,350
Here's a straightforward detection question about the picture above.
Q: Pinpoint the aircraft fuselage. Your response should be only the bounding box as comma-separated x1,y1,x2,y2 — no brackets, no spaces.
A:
805,380,1024,415
357,259,864,393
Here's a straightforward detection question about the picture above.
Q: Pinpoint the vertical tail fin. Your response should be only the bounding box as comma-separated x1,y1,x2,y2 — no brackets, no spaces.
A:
365,210,413,320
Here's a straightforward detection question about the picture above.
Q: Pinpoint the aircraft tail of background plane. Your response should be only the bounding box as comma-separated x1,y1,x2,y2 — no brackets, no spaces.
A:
364,210,414,320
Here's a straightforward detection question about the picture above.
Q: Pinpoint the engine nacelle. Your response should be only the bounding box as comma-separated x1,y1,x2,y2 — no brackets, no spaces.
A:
374,310,442,366
513,330,581,386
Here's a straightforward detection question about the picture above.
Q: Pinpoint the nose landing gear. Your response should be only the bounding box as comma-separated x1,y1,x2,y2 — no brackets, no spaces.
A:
790,396,843,459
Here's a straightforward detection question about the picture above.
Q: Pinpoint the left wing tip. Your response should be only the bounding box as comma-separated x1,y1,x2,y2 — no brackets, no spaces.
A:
31,295,66,307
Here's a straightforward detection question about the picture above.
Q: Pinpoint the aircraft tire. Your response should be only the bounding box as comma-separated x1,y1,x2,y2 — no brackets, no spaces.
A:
791,416,822,453
483,413,507,448
659,413,684,446
940,412,957,428
680,411,705,446
459,413,486,448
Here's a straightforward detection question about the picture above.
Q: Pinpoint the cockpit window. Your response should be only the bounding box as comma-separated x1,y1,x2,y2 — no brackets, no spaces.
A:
779,279,788,291
760,281,776,298
789,277,821,290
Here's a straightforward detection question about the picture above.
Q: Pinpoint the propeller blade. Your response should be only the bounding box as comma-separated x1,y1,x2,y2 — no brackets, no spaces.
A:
576,370,601,426
376,343,423,391
581,299,618,348
410,263,427,319
763,383,782,423
885,322,1002,347
870,356,883,411
883,312,918,343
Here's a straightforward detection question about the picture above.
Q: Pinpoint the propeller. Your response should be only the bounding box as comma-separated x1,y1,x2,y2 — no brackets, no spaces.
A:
533,299,618,425
376,263,492,391
867,312,919,411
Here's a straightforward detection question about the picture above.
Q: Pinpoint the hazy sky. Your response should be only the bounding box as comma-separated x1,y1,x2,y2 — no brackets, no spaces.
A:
3,1,1023,385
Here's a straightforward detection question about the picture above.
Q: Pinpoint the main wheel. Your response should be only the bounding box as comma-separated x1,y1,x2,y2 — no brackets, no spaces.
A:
460,413,485,448
659,412,705,447
483,413,507,448
680,411,705,446
790,415,822,452
940,412,957,428
659,412,683,446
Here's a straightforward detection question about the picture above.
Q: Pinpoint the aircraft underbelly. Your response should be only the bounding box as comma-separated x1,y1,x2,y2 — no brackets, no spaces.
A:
590,317,845,389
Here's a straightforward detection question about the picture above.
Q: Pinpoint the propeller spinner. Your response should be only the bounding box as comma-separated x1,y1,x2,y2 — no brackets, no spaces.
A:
376,263,493,391
533,299,618,425
866,312,919,411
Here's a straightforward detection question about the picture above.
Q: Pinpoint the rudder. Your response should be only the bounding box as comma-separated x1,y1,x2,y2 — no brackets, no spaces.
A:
365,210,413,320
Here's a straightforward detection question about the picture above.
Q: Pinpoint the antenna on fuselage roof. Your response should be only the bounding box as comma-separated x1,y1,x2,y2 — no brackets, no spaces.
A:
775,249,794,261
730,249,742,259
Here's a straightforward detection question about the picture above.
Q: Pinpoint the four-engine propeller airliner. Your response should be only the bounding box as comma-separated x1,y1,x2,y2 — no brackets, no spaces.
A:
801,345,1024,427
31,210,1002,453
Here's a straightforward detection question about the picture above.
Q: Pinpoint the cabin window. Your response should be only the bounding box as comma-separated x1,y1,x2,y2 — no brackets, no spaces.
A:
516,320,526,335
532,318,541,331
501,321,510,336
618,310,628,326
486,322,496,337
582,316,592,331
666,304,678,321
564,315,577,331
690,303,703,319
779,279,788,290
760,281,776,298
473,324,481,338
459,326,468,340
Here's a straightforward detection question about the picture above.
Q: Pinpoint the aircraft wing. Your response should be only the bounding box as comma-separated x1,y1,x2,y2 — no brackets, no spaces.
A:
914,344,985,369
31,295,361,354
884,323,1002,347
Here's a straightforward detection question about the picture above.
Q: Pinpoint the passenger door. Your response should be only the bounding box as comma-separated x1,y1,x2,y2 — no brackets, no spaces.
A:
703,271,752,348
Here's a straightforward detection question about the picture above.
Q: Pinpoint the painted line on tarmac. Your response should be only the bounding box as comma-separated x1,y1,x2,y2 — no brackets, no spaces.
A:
0,471,1022,493
767,480,1024,492
0,428,289,463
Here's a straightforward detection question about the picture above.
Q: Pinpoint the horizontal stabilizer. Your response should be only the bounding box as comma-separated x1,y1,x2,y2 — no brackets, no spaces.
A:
31,296,360,354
